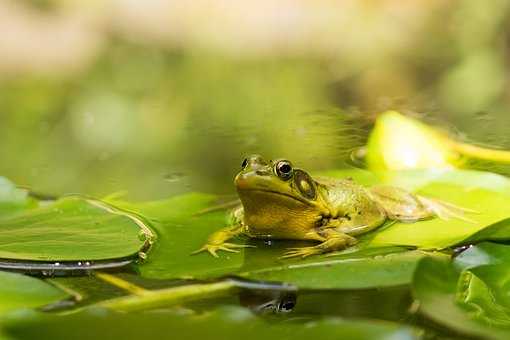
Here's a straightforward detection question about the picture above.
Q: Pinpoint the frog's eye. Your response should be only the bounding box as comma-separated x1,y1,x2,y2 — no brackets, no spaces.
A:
241,158,248,169
275,160,293,180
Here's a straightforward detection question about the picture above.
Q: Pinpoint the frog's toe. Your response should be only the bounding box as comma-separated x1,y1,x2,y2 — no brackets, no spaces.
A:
217,246,239,253
281,247,320,259
191,242,253,258
222,243,256,249
191,245,219,257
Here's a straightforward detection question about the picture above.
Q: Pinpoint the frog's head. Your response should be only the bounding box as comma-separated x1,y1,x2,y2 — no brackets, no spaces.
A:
234,155,327,237
235,155,318,204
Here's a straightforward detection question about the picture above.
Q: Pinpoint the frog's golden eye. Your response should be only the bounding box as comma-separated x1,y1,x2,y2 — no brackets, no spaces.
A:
294,170,316,200
275,160,293,180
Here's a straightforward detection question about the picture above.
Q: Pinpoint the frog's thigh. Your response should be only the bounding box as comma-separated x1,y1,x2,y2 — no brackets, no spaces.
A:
369,186,431,222
282,228,357,258
326,217,383,236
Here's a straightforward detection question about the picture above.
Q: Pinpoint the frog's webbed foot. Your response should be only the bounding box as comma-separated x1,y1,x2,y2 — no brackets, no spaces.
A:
417,195,478,223
192,242,255,258
281,246,323,259
281,234,357,259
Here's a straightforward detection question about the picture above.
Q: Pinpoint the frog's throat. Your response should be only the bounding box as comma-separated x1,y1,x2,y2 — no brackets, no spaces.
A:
237,189,314,206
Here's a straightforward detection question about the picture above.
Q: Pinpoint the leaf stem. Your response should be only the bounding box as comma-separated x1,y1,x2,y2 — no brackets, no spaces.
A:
451,141,510,163
95,272,150,296
98,280,237,312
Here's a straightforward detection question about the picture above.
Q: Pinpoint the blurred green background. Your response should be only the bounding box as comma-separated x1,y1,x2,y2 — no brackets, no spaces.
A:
2,0,510,199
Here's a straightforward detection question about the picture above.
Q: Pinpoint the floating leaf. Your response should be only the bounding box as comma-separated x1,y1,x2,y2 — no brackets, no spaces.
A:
1,306,418,340
0,271,68,314
239,248,446,290
0,197,151,262
454,242,510,270
104,168,510,288
108,192,446,289
370,170,510,249
412,246,510,340
106,193,247,280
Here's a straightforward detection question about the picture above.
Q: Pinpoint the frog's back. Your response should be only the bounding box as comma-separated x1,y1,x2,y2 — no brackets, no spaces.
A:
314,176,377,214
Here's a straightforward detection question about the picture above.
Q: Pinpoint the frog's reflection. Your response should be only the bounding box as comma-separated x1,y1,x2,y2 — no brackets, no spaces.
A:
239,289,297,314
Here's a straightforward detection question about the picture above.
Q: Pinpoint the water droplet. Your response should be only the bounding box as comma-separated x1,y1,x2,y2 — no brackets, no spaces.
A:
164,172,186,183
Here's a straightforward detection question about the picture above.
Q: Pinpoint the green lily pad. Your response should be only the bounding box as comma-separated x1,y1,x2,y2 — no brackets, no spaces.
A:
412,247,510,340
454,242,510,269
459,217,510,245
239,248,446,290
0,197,151,261
102,168,510,289
0,271,68,314
108,193,444,289
1,306,418,340
106,193,247,279
370,182,510,248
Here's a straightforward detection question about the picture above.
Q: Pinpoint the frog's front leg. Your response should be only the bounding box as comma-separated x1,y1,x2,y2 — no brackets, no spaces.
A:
281,228,357,259
192,206,254,258
192,224,252,257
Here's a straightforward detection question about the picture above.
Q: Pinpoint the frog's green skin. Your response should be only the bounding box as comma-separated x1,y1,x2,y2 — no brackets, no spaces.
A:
194,155,471,258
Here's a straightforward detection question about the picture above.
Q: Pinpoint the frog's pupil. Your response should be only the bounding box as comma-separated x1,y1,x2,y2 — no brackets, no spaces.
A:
279,163,291,174
241,158,248,169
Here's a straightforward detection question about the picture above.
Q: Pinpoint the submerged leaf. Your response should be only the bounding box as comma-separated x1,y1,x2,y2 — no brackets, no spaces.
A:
1,306,418,340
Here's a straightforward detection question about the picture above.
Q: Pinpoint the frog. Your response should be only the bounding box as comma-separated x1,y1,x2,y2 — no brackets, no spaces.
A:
194,155,473,259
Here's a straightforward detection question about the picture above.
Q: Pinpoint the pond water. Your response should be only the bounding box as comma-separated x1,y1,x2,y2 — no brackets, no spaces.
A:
4,2,510,338
2,57,510,339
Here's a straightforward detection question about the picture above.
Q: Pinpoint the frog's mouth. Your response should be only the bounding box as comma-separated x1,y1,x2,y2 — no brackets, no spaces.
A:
237,188,312,206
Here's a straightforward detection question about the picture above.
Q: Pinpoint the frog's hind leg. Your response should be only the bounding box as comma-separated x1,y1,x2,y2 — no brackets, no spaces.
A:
416,195,478,223
369,185,476,223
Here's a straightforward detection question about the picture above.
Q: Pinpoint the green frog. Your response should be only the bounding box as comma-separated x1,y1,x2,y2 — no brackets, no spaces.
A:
194,155,471,258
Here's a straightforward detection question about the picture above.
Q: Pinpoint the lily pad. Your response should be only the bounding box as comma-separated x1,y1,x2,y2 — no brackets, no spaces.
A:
239,248,446,290
0,271,68,314
99,168,510,290
106,193,247,279
1,306,418,340
0,197,151,261
454,242,510,269
107,194,444,289
412,246,510,340
370,169,510,249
